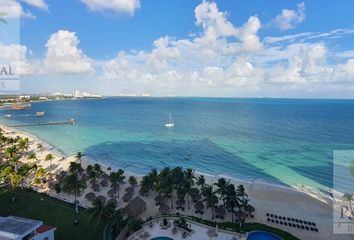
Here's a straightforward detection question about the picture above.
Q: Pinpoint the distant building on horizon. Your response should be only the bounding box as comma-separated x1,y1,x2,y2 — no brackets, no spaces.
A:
73,90,102,99
0,215,56,240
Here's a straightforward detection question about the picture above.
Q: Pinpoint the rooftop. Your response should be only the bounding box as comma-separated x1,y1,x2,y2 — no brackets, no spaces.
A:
0,216,42,239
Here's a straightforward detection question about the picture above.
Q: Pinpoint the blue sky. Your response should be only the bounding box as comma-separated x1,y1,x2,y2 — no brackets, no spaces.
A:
2,0,354,98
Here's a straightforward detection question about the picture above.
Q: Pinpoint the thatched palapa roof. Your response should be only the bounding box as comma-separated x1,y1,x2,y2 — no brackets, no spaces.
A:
85,192,96,201
124,196,146,216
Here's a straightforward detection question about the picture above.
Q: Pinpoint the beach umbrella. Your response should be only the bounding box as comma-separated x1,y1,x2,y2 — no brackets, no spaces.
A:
85,192,96,201
47,181,54,189
194,201,204,211
107,198,118,207
92,183,100,192
215,206,225,218
235,210,246,221
125,186,134,193
190,187,200,195
108,188,117,197
55,171,67,181
111,182,119,189
154,194,165,204
245,205,255,214
97,195,106,203
207,229,217,237
176,198,186,206
100,179,108,187
191,193,201,202
89,178,97,184
122,192,133,202
158,204,170,215
81,173,88,181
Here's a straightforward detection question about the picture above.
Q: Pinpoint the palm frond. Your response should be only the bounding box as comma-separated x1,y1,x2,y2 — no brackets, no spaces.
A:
0,12,7,24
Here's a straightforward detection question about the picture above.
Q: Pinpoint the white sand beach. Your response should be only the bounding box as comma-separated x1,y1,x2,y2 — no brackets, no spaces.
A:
0,124,353,240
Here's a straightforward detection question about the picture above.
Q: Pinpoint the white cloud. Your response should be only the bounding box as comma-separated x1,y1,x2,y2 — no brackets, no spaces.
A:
81,0,140,15
195,0,238,37
0,43,33,75
272,2,306,30
43,30,93,74
20,0,48,11
11,1,354,97
0,0,48,19
333,58,354,82
0,0,35,18
239,16,262,51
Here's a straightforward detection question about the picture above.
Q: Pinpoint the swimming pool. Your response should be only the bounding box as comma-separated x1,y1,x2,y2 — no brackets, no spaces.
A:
151,237,173,240
247,231,283,240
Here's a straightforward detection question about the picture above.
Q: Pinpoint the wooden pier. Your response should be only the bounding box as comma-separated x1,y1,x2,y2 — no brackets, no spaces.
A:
7,118,76,128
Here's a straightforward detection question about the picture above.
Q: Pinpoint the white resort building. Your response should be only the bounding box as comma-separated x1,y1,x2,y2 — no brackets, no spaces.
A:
0,216,56,240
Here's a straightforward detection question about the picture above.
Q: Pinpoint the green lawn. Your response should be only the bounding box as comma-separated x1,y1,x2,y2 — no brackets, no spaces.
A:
0,188,99,240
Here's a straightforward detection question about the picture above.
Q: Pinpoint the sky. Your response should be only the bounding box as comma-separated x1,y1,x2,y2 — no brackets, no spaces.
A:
1,0,354,98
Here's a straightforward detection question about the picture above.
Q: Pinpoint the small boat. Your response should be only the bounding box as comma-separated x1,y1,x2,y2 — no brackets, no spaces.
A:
4,114,11,118
36,111,45,117
184,153,192,160
165,113,174,128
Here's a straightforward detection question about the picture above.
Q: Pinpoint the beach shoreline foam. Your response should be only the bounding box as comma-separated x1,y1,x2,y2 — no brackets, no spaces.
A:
0,123,333,199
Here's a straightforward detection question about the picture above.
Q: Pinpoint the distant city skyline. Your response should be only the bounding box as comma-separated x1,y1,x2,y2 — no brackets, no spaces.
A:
2,0,354,98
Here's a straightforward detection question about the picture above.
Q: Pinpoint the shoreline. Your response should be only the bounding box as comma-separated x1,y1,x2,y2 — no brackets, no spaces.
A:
0,123,335,201
1,124,350,240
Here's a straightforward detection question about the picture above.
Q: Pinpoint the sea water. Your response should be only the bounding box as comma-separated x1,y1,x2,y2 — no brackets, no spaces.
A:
1,97,354,191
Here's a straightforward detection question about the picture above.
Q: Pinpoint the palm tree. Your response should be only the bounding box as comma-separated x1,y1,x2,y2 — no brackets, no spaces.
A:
184,168,195,185
5,146,17,159
54,183,61,197
236,184,248,201
109,169,125,185
128,176,137,188
181,178,193,209
86,165,96,179
17,138,29,152
215,178,230,209
45,153,54,170
35,167,46,179
225,183,240,223
108,209,125,236
94,163,103,180
156,167,173,208
87,197,115,227
140,175,154,197
36,143,43,150
9,156,20,171
62,173,86,219
148,169,158,184
343,193,354,215
28,153,37,164
196,175,206,187
9,173,23,189
172,167,184,186
75,152,84,165
109,169,125,197
201,184,218,219
69,162,82,174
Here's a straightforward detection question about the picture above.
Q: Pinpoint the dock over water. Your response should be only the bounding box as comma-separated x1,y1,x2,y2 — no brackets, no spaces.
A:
7,118,76,128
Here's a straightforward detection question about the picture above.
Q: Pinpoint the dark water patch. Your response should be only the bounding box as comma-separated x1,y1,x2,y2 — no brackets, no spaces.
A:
84,138,285,185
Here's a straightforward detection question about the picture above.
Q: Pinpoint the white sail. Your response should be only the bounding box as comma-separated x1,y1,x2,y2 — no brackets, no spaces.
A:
165,113,174,128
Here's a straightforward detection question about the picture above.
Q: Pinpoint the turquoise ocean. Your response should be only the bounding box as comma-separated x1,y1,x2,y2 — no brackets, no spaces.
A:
1,97,354,192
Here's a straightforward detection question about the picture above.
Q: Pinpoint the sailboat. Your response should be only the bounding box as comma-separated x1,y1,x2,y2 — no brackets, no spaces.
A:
165,113,175,128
